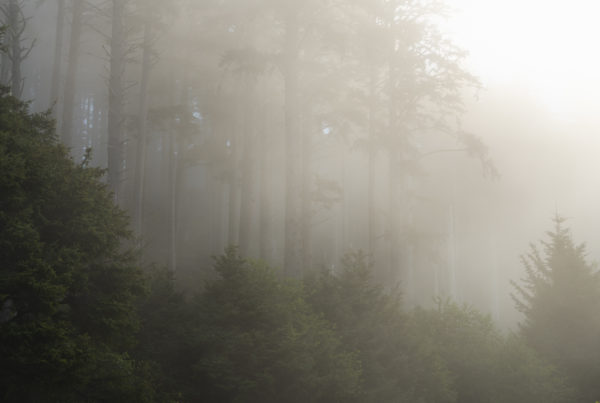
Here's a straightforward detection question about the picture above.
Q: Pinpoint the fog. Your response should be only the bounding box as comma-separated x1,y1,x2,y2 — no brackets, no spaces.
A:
12,0,600,327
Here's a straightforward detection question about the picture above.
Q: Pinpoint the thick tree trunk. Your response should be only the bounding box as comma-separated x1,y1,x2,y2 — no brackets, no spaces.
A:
107,0,126,199
50,0,65,115
283,11,302,276
61,0,83,147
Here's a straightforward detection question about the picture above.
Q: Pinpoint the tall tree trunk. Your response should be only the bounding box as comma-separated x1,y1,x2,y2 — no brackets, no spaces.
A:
238,84,255,256
367,63,377,257
283,10,302,276
50,0,65,115
258,80,271,261
168,130,179,271
227,90,241,247
107,0,126,199
168,42,191,271
388,49,400,282
133,16,152,241
300,103,312,270
61,0,83,147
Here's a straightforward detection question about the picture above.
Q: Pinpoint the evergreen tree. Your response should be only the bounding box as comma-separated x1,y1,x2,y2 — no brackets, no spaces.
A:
512,216,600,401
189,247,361,403
412,300,573,403
305,251,454,402
0,89,152,402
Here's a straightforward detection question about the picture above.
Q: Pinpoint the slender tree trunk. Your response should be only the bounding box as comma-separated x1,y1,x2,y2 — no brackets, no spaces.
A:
133,16,152,240
167,125,179,271
227,89,241,247
168,41,191,271
8,0,20,97
367,64,377,257
238,84,255,256
388,49,400,282
283,10,302,276
258,80,271,260
50,0,65,115
61,0,83,147
107,0,126,199
300,103,312,270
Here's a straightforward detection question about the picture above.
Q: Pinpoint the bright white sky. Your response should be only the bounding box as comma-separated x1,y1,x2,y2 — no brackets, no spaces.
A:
442,0,600,119
439,1,600,269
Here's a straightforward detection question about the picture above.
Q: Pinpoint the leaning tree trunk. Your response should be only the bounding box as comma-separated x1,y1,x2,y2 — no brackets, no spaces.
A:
50,0,65,114
61,0,83,147
107,0,126,199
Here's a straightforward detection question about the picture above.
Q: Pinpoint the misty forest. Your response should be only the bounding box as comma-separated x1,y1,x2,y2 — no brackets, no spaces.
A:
3,0,600,401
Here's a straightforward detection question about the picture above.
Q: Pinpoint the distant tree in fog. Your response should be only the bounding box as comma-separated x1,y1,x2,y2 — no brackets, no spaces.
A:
512,216,600,401
1,0,35,97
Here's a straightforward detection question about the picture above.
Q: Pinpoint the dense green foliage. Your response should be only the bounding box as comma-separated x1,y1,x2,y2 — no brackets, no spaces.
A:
0,91,584,402
305,252,453,402
0,89,151,401
512,216,600,402
412,302,573,403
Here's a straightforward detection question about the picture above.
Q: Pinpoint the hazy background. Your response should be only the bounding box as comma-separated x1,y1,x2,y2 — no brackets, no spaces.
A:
432,0,600,325
14,0,600,328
